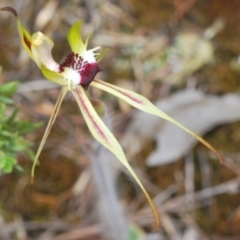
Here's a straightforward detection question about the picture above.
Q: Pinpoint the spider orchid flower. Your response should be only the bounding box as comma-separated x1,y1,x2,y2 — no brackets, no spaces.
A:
1,7,222,231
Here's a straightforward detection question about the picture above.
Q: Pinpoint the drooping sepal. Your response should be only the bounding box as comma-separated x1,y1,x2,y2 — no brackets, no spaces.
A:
72,85,160,231
31,87,68,182
17,18,33,58
91,79,222,164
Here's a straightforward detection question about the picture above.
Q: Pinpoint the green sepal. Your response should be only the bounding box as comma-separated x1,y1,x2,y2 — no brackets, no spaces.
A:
67,20,86,54
16,18,33,59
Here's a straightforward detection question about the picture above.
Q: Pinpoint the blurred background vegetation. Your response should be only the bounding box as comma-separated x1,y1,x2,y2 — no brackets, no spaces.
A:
1,0,240,239
0,73,41,173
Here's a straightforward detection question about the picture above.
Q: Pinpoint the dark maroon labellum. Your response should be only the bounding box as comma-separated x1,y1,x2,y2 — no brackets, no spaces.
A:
59,52,101,89
80,62,101,89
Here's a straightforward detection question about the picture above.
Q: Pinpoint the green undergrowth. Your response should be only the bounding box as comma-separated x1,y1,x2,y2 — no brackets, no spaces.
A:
0,67,42,173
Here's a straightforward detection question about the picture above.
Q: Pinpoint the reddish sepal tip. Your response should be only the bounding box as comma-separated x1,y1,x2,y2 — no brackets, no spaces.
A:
0,6,18,18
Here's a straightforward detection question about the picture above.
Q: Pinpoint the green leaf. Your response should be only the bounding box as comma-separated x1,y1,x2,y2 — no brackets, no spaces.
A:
128,224,144,240
0,73,42,173
0,95,13,104
0,130,13,137
0,81,18,97
0,153,15,173
6,108,18,123
11,121,43,134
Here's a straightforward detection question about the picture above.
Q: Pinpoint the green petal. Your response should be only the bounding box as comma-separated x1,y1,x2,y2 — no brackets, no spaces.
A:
32,32,60,71
31,32,65,85
72,85,160,231
67,20,86,54
31,87,68,182
91,79,222,164
41,66,65,85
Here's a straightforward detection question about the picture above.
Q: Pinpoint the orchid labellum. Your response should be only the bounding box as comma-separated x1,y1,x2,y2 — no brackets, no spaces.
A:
0,6,222,231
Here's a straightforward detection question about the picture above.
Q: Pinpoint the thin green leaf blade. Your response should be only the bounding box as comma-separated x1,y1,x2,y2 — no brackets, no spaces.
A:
0,81,18,97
